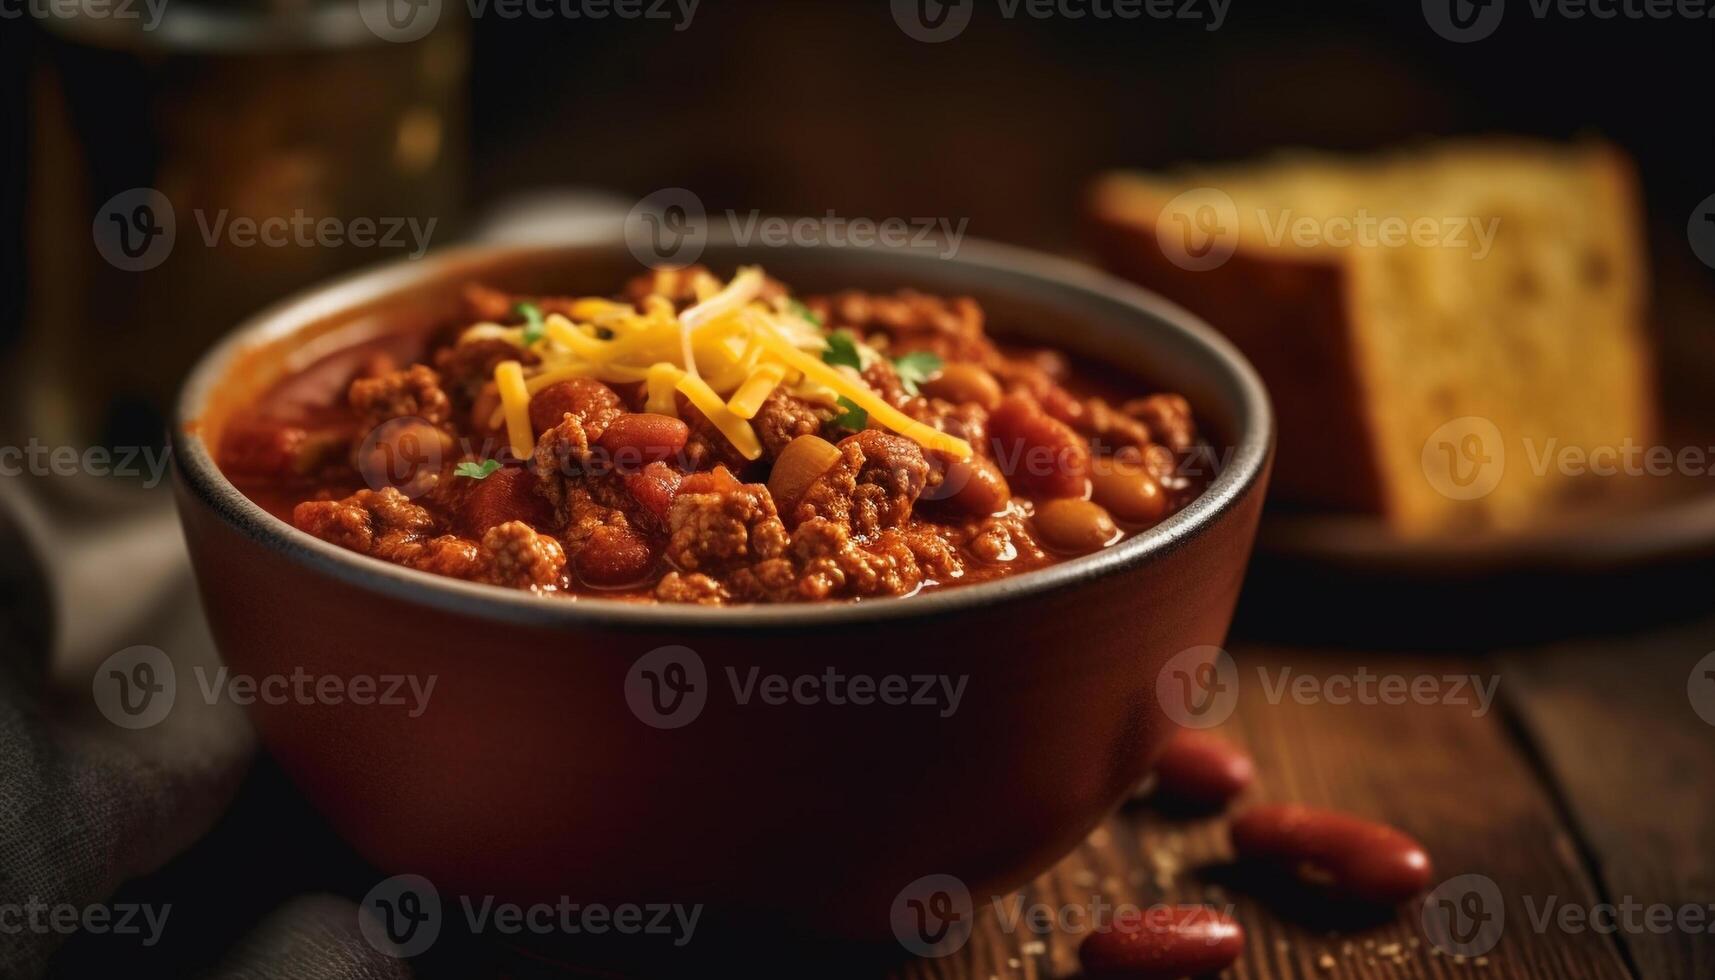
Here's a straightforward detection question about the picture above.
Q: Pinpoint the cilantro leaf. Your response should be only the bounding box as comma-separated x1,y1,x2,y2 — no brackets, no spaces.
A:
892,351,943,397
789,299,822,327
454,459,503,480
515,301,546,347
821,331,863,371
832,396,868,432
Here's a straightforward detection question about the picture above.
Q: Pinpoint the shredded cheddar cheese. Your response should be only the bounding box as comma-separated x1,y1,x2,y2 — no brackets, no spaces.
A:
456,267,970,462
495,360,534,460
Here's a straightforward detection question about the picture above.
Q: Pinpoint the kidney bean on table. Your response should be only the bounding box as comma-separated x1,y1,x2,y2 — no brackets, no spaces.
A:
1229,803,1434,905
1147,731,1254,810
1078,905,1245,980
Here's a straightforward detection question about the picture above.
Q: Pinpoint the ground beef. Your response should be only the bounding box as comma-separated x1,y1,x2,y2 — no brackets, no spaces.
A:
810,290,996,364
348,365,451,430
861,359,912,408
787,519,953,601
965,513,1045,565
434,338,539,403
293,487,435,554
1124,393,1197,452
654,571,729,604
531,385,626,514
680,400,755,472
663,473,791,576
462,283,595,322
479,521,566,590
751,391,827,459
292,487,563,586
792,430,929,537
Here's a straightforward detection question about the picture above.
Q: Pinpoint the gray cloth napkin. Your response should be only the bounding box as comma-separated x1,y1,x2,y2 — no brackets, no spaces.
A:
0,479,412,979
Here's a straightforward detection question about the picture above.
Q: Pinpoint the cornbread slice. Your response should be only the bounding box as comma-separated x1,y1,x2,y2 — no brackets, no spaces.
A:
1088,141,1655,533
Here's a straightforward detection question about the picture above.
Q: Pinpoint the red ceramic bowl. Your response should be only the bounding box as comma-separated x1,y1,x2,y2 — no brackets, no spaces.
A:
171,237,1272,942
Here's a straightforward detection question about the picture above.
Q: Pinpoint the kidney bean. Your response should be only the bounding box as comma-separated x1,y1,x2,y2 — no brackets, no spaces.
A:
458,466,553,537
1146,731,1254,810
1078,905,1245,980
988,393,1090,499
530,379,623,436
623,461,683,525
575,524,655,588
598,413,690,467
1229,804,1433,905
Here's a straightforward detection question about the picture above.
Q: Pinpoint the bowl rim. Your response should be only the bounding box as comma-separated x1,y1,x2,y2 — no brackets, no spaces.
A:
173,235,1273,632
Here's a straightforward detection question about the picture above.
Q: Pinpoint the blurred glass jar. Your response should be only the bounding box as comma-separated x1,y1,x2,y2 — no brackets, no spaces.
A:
22,0,467,451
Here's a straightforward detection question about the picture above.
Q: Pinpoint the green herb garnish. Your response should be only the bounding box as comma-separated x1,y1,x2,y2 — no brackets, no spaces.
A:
515,301,546,347
892,351,943,396
789,299,823,327
832,396,868,432
821,331,863,371
454,459,503,480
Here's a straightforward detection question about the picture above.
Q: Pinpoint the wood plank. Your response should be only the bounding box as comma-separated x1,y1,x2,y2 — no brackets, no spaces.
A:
886,645,1631,980
1501,618,1715,980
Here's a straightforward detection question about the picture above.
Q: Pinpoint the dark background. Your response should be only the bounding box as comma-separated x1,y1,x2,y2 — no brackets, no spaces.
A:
4,0,1712,384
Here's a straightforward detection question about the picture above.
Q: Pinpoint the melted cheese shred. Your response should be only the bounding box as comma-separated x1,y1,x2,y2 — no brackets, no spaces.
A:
461,267,972,462
727,363,786,420
495,360,534,460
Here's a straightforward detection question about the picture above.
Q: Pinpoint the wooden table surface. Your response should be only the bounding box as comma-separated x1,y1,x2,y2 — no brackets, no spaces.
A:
884,618,1715,980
